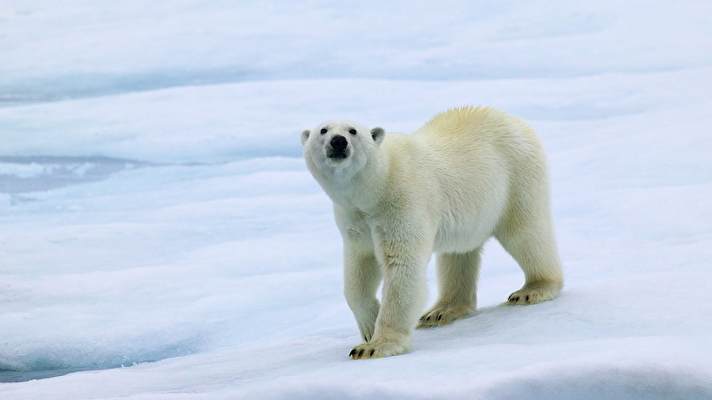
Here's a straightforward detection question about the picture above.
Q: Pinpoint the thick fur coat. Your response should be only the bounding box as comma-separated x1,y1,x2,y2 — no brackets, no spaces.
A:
302,106,563,359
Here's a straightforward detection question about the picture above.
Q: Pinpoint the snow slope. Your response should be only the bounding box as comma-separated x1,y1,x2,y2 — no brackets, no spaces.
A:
1,1,712,399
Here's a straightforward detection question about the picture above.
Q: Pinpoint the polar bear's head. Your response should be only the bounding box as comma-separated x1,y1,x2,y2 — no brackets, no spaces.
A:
301,121,385,182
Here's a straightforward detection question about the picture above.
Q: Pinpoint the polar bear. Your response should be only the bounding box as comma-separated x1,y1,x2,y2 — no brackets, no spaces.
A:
301,106,563,359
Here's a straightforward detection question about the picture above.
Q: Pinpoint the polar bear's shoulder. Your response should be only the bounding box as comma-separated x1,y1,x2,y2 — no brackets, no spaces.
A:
417,106,509,137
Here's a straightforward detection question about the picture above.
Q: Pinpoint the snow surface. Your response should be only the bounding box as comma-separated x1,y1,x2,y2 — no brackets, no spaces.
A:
1,1,712,399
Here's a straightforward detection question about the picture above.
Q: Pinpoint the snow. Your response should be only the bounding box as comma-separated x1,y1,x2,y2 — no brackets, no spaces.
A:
1,1,712,398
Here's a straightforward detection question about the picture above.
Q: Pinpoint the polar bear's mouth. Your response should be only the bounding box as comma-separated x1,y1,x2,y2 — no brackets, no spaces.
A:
327,149,349,160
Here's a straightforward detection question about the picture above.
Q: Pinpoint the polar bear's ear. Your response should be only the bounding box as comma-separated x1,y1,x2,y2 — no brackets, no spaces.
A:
371,127,385,145
301,129,310,145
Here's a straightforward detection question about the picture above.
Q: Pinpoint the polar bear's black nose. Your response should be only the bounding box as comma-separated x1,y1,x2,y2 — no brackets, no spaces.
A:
330,135,348,152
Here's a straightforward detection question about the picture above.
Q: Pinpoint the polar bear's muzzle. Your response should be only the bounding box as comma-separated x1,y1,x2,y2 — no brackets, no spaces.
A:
327,135,350,160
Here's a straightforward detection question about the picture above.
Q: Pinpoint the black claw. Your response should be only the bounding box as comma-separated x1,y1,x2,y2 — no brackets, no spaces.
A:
349,349,356,357
525,295,530,302
358,349,364,358
426,316,431,321
437,314,442,321
370,349,375,357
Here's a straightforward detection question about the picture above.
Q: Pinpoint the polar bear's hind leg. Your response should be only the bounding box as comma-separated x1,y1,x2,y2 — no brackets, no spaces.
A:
418,248,481,328
497,211,563,305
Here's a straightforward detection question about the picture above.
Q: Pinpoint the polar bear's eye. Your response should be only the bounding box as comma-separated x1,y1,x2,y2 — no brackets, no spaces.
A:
320,128,328,135
349,128,357,135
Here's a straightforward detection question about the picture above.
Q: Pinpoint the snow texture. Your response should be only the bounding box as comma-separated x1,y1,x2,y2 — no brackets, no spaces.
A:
1,1,712,399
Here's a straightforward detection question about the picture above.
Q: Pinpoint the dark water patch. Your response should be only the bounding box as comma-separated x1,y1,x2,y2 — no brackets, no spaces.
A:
0,156,150,194
0,336,202,383
0,366,102,383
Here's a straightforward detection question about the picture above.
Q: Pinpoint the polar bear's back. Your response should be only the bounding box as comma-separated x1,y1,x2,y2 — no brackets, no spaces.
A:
418,106,501,137
415,106,545,171
417,106,533,143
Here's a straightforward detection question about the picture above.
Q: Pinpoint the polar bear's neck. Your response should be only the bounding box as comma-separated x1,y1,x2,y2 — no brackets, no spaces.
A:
321,151,390,213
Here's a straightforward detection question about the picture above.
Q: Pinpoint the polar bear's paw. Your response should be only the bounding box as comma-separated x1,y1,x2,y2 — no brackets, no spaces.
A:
507,280,562,305
417,304,473,328
348,339,408,360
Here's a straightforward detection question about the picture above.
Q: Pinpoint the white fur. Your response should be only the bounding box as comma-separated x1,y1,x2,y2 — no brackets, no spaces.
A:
302,107,563,359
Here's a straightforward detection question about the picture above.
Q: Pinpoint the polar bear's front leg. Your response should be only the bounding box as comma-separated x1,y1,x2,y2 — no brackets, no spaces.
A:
343,245,382,342
349,235,430,359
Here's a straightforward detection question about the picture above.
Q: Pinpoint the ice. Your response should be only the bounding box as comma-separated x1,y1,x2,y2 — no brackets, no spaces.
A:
1,1,712,398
